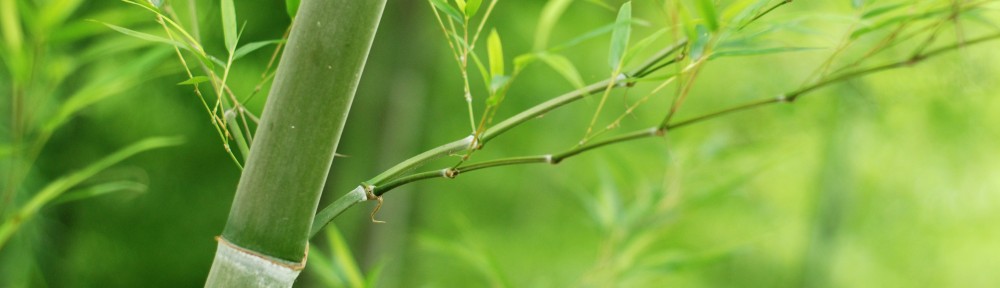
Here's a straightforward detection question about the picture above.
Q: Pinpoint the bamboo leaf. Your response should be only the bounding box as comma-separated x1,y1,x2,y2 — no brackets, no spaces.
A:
326,226,364,288
852,0,865,9
622,28,666,67
0,137,183,248
97,21,183,47
50,181,148,206
487,28,505,78
454,0,466,11
608,1,631,69
696,0,720,32
430,0,464,22
177,76,210,85
862,2,908,19
534,0,574,51
232,39,284,60
286,0,300,18
465,0,482,18
221,0,237,53
710,46,825,58
536,53,585,89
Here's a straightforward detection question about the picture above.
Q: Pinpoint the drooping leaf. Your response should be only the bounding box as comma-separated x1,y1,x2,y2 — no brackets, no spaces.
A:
609,1,632,69
430,0,464,22
50,181,147,205
98,22,183,47
0,137,183,247
177,76,210,85
534,0,574,51
465,0,482,18
710,46,825,59
536,53,585,89
487,28,504,78
696,0,720,32
232,39,284,60
221,0,237,53
285,0,300,19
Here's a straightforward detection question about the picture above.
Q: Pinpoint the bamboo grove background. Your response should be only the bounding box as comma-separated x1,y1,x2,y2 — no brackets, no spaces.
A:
3,0,1000,287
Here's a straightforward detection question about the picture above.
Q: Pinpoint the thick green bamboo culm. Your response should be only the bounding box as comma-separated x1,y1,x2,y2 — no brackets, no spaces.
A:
205,0,387,286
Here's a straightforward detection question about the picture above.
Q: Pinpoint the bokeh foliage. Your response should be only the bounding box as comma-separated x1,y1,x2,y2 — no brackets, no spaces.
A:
2,0,1000,287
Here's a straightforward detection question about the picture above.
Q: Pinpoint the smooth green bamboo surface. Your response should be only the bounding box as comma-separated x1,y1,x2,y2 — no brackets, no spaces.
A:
217,0,386,263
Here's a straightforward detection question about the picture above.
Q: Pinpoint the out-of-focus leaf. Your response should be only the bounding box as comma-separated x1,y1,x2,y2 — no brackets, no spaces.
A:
1,0,24,52
97,22,183,47
534,0,574,51
285,0,300,18
0,137,183,248
454,0,466,11
486,75,510,106
721,0,765,24
850,8,950,39
536,53,585,89
232,39,284,60
327,225,364,288
696,0,720,31
862,2,908,19
430,0,464,22
465,0,482,18
306,245,343,287
710,46,824,58
622,28,666,67
50,181,147,205
487,29,504,78
0,145,12,159
43,48,171,134
609,1,632,69
177,76,210,85
688,25,710,60
221,0,237,53
364,261,385,288
513,53,537,74
550,22,615,51
852,0,865,9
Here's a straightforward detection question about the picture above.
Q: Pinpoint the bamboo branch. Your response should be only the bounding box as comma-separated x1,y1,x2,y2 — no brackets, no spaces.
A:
309,32,1000,237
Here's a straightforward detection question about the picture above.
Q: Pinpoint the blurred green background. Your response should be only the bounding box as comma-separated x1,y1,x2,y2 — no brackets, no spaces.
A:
2,0,1000,287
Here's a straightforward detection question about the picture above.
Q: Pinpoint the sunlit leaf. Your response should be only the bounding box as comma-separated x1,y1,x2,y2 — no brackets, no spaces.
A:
862,2,908,19
609,1,631,69
696,0,720,32
487,28,505,78
465,0,482,18
221,0,238,53
326,225,364,288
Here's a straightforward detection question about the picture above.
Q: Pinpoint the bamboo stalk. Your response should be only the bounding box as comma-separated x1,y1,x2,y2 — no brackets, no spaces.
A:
205,0,387,286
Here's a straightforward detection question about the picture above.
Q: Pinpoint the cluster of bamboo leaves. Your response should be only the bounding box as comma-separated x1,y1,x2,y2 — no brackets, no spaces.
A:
0,0,184,259
339,0,1000,284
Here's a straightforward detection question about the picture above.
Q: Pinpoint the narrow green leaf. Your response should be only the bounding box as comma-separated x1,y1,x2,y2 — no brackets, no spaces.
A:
465,0,482,18
430,0,464,22
221,0,237,53
696,0,719,31
363,261,385,288
536,53,585,89
513,53,538,74
0,137,183,248
862,2,908,19
710,46,825,58
622,28,666,67
454,0,467,11
178,76,210,85
550,22,616,51
98,22,182,47
232,39,284,60
327,226,364,288
487,28,504,78
534,0,574,51
50,181,147,206
1,0,24,52
285,0,300,18
305,245,344,286
608,1,631,69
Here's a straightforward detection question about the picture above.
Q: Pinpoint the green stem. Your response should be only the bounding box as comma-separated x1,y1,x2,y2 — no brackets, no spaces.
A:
309,33,1000,236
